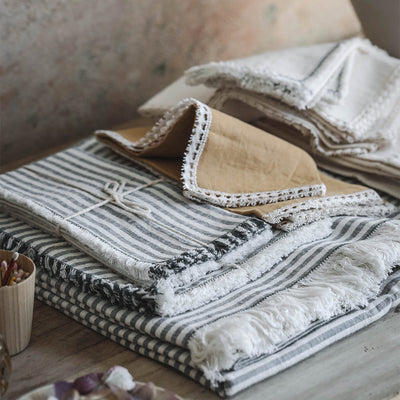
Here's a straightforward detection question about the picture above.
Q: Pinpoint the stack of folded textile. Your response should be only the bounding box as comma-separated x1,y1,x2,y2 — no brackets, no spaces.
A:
1,39,400,398
140,38,400,199
1,208,400,397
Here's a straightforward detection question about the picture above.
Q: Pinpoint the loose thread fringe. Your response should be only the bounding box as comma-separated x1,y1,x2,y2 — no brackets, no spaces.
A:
157,218,332,316
188,219,400,384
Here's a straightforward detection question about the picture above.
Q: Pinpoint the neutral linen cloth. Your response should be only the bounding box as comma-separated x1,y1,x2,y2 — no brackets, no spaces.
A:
98,100,327,206
138,39,400,197
1,209,399,397
186,38,400,196
0,139,334,316
185,40,360,110
253,116,400,199
96,98,395,230
186,38,400,144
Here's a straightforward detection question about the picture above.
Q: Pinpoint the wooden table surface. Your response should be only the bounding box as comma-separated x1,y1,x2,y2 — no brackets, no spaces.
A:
7,300,400,400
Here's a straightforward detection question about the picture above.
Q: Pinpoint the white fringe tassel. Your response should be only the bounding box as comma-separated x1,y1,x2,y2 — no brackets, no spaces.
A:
188,219,400,383
157,218,332,315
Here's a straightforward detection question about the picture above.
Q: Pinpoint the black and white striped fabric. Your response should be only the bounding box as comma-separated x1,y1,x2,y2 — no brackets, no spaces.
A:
34,269,400,397
0,210,333,316
0,139,283,315
1,210,399,396
4,139,357,316
0,138,265,276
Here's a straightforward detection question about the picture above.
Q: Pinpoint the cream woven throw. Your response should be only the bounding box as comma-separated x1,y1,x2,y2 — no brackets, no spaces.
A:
139,38,400,198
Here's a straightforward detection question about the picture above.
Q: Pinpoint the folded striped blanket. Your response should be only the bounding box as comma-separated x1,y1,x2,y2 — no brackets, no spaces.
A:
0,211,331,316
1,139,337,316
1,208,400,396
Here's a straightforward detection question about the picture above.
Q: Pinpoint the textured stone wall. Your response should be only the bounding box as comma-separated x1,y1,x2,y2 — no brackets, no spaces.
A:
0,0,360,168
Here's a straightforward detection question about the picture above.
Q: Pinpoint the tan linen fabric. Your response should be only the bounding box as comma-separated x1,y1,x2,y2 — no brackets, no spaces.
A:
196,108,322,194
96,99,393,229
97,100,325,207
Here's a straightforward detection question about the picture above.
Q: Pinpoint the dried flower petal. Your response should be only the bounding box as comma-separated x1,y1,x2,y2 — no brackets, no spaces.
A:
54,381,75,400
74,372,103,394
104,366,135,391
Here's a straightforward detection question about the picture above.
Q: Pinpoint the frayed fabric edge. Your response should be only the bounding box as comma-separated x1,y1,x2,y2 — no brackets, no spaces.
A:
185,38,361,110
157,218,332,316
188,219,400,384
264,189,396,231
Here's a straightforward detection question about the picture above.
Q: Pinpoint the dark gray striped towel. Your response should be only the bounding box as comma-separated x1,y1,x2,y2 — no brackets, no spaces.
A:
0,139,334,315
1,210,399,395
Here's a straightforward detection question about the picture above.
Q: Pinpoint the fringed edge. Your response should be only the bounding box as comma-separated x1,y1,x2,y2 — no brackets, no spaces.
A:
157,218,332,316
188,219,400,383
264,189,396,231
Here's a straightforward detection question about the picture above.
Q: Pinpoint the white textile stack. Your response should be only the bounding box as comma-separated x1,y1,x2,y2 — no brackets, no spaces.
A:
139,38,400,198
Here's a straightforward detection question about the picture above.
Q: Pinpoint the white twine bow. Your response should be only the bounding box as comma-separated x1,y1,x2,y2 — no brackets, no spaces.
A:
54,178,209,247
24,164,209,247
55,179,160,236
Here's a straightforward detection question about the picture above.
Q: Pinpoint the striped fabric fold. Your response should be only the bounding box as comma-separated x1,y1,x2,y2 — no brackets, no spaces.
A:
0,211,331,316
1,209,399,396
0,139,334,315
34,269,400,397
